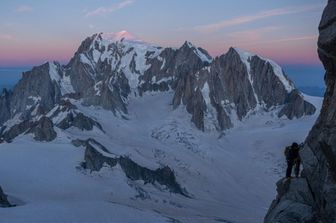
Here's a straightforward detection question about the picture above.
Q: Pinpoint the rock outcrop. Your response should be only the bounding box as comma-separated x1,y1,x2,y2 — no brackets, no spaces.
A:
0,186,11,208
75,138,189,196
264,178,318,223
28,116,57,142
278,89,316,119
57,112,103,131
265,1,336,222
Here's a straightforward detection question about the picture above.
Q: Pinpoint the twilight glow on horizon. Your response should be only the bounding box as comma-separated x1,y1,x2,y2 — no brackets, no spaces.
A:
0,0,327,67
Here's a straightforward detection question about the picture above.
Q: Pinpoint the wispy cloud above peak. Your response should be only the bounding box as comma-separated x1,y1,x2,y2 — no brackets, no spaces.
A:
15,5,33,13
195,4,324,33
86,0,134,17
100,30,141,42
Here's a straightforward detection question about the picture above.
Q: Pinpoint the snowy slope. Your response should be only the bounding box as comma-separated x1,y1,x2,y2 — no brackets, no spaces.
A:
0,91,322,223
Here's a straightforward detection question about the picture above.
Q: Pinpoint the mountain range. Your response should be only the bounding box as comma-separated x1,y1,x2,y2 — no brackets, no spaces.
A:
0,32,315,137
0,32,322,223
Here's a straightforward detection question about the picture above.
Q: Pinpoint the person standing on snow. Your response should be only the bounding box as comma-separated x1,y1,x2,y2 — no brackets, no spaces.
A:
284,142,301,178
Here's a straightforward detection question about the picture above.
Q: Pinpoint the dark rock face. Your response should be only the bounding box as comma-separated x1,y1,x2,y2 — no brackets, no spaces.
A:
265,1,336,222
250,55,288,108
0,186,11,208
79,138,188,196
189,89,207,131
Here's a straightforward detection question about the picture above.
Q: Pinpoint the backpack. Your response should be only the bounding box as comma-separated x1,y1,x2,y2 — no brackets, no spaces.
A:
284,146,291,159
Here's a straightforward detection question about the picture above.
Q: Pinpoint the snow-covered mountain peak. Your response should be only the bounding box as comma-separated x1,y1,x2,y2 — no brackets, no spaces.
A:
89,31,162,56
93,31,159,50
71,32,164,95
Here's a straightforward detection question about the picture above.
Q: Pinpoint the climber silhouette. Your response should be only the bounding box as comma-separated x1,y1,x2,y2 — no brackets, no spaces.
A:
284,142,301,178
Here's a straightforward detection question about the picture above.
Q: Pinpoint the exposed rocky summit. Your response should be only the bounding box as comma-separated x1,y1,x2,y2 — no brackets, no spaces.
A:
0,31,316,142
265,1,336,222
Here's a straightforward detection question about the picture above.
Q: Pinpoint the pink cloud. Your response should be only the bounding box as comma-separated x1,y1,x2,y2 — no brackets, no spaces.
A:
86,0,134,17
226,26,283,43
195,4,324,33
262,35,318,44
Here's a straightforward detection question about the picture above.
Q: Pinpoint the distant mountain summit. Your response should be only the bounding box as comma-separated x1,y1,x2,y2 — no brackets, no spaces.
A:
0,32,315,141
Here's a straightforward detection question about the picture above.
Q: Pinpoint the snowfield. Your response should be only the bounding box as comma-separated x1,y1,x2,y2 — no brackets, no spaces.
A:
0,92,323,223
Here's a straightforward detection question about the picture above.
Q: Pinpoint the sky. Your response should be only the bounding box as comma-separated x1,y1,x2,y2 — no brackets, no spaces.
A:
0,0,327,68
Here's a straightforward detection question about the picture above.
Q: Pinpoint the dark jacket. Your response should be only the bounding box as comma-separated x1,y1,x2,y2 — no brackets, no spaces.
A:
285,146,300,162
